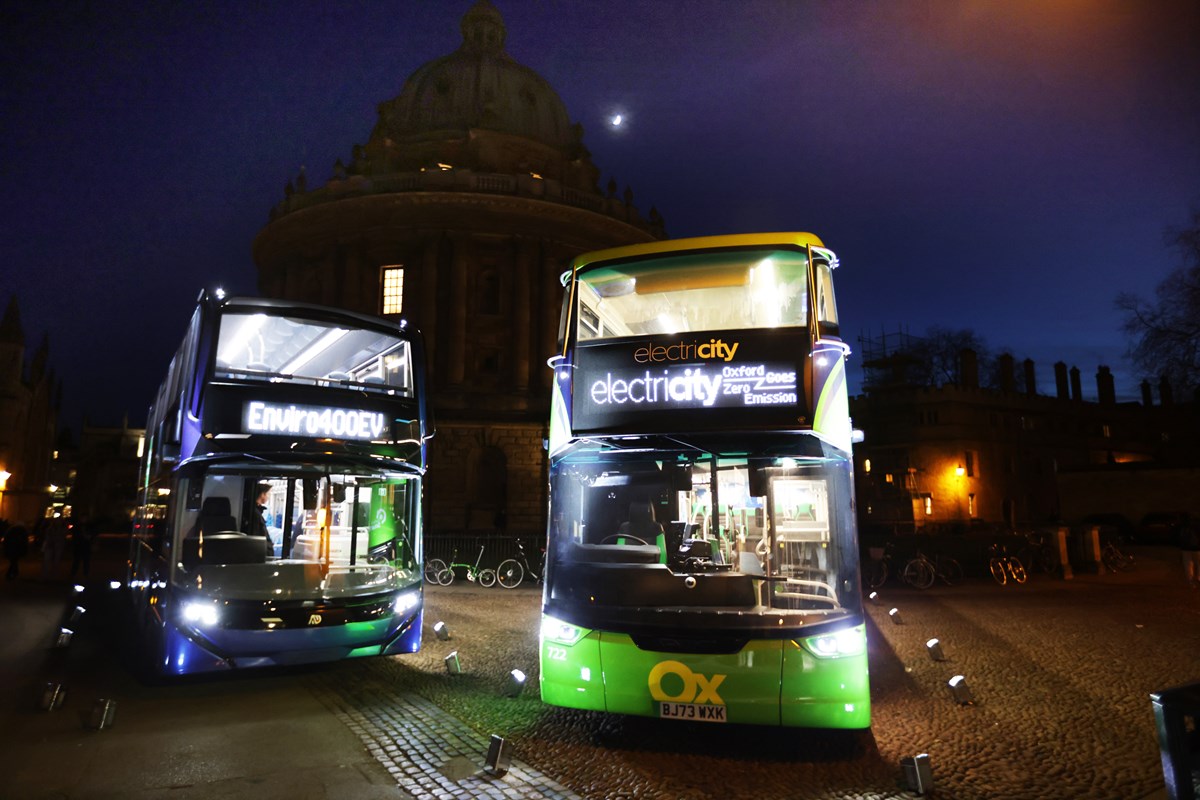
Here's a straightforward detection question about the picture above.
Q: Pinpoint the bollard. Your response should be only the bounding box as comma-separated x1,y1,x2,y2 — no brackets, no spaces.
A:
505,669,526,697
888,608,902,625
901,753,934,795
926,638,946,662
88,698,117,730
1150,682,1200,800
40,682,66,711
444,651,462,674
55,628,74,648
485,734,511,777
948,675,975,705
433,621,450,641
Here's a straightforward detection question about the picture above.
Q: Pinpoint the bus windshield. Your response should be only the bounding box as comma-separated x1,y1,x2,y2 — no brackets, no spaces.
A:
214,312,414,395
574,247,837,341
545,437,861,630
166,468,421,600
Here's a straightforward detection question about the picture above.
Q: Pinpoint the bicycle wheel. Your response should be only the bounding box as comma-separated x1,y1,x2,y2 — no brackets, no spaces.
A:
867,559,888,589
938,557,963,586
989,558,1007,585
436,567,454,586
1031,544,1056,574
478,568,497,588
496,558,524,589
902,558,935,590
1008,557,1027,584
424,558,447,584
1102,546,1132,573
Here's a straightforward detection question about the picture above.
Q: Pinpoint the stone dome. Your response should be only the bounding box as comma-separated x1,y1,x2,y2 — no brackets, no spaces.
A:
371,1,578,153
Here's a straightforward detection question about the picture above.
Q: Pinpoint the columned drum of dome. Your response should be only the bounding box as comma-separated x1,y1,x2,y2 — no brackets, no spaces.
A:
253,2,665,538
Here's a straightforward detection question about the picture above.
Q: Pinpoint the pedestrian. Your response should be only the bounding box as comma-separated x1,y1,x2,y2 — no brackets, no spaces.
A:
4,523,29,580
1179,523,1200,589
69,519,96,578
41,514,67,578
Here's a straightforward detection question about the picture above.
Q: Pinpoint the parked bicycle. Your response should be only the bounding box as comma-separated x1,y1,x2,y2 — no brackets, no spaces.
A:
435,545,496,587
898,549,963,590
988,543,1027,585
1101,540,1134,572
494,539,543,589
424,556,447,584
1018,528,1058,574
866,543,894,590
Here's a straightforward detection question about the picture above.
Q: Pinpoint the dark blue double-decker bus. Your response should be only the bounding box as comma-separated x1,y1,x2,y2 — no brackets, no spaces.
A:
127,290,430,675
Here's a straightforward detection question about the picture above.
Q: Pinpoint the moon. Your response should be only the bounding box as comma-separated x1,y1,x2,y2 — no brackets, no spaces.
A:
610,114,623,127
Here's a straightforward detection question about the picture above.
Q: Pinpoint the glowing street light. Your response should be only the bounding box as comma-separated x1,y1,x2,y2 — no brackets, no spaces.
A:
0,469,10,518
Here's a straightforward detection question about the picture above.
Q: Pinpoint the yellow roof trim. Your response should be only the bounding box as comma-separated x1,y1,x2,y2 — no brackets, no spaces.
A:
569,232,827,272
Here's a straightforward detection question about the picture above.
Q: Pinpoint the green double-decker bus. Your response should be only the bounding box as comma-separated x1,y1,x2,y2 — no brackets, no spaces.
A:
541,233,868,728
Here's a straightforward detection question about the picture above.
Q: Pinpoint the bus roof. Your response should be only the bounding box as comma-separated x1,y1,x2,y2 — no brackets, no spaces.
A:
566,232,828,277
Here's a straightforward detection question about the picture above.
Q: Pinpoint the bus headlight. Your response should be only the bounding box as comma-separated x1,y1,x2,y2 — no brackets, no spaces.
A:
540,615,588,646
393,590,420,616
801,626,865,658
181,602,220,628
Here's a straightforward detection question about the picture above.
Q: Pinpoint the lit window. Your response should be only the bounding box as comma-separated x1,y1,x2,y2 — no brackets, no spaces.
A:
381,267,405,315
863,458,871,474
968,493,976,517
923,495,932,515
885,473,894,484
1102,424,1111,438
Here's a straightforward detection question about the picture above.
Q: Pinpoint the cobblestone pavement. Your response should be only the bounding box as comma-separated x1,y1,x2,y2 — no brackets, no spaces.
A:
3,540,1196,799
307,546,1199,800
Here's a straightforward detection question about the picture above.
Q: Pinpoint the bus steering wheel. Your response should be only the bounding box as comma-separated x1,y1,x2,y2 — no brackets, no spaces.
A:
600,533,650,546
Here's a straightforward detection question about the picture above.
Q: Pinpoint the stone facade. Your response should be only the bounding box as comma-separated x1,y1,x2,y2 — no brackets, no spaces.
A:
0,296,59,527
253,2,664,536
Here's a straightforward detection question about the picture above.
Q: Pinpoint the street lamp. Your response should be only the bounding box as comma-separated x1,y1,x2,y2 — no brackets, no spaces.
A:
0,469,10,519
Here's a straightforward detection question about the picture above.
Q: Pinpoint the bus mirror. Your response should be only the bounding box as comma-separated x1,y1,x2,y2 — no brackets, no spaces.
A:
302,480,318,510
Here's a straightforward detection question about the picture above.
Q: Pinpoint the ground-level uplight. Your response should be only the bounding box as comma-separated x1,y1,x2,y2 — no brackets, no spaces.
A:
948,674,975,705
40,682,66,711
87,698,117,730
485,734,511,777
901,753,934,794
505,669,526,697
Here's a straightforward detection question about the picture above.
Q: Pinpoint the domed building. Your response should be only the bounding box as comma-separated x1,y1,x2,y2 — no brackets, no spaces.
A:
253,1,664,536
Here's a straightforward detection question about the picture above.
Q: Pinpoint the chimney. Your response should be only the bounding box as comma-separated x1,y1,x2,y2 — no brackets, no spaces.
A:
1023,358,1036,397
998,353,1015,394
1054,362,1069,400
959,348,978,389
1096,366,1115,405
1141,380,1153,407
1070,366,1082,402
1159,375,1173,406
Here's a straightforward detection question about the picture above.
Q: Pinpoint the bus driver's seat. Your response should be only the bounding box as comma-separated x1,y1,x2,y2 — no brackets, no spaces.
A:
618,502,667,563
195,496,238,536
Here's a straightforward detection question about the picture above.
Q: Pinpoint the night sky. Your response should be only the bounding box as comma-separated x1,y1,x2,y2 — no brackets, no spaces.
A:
3,1,1198,433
